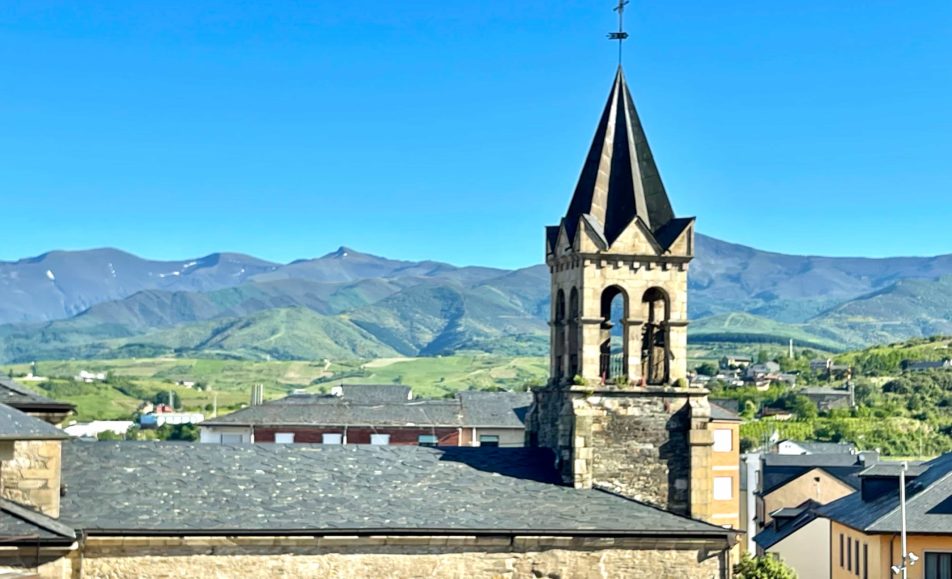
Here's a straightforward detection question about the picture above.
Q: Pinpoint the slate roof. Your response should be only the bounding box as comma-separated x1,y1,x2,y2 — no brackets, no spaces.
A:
0,403,69,441
205,390,531,430
0,378,74,413
820,453,952,534
754,500,820,550
339,384,413,403
761,452,877,496
557,66,686,249
203,398,464,428
458,391,531,428
781,440,857,455
0,499,75,545
710,402,741,422
59,442,734,539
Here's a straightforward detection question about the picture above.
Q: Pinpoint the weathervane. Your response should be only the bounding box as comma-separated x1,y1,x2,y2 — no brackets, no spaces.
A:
608,0,630,65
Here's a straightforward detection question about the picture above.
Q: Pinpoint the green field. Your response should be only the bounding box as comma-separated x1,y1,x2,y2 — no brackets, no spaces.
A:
9,355,548,421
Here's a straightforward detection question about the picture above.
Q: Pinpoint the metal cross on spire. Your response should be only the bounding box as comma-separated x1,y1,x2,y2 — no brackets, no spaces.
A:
608,0,630,65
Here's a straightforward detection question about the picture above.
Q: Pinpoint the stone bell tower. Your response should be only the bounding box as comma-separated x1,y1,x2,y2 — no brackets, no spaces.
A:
528,67,713,521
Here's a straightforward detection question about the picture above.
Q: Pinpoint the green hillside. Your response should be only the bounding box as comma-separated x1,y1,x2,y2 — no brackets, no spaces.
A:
689,312,844,351
9,355,546,420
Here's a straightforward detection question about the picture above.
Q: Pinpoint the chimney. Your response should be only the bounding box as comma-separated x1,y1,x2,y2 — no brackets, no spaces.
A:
0,405,68,517
250,384,264,406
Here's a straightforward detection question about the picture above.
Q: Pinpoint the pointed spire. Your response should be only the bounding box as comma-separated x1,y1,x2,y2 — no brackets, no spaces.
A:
562,67,675,247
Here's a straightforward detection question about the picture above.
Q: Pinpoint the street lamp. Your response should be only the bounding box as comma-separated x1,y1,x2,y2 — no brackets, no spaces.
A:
891,462,918,577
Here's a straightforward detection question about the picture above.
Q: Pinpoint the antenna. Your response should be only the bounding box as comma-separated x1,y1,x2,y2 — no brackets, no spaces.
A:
608,0,630,65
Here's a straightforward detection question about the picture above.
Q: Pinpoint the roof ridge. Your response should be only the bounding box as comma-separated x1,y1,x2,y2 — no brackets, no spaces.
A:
0,498,75,539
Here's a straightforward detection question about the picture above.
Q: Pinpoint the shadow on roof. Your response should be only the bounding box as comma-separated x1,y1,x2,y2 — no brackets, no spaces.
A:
434,447,562,485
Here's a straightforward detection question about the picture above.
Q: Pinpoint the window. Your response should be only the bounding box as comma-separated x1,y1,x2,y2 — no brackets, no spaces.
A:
926,552,952,579
713,476,733,500
370,434,390,446
221,434,243,445
418,434,438,447
274,432,294,444
712,429,733,452
848,538,854,572
840,534,844,567
863,544,868,579
855,539,860,576
479,435,500,448
322,433,343,445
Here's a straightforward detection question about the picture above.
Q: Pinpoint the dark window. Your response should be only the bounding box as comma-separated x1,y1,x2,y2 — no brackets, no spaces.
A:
840,534,844,567
479,435,500,448
863,544,868,579
855,538,860,576
926,552,952,579
847,537,852,571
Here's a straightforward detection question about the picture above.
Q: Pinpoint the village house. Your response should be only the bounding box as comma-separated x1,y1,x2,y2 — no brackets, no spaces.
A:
756,454,952,579
199,385,531,447
902,359,952,372
721,355,753,369
755,451,877,529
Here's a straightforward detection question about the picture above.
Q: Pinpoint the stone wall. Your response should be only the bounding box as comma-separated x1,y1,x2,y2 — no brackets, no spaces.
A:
528,386,713,519
0,439,62,517
75,535,730,579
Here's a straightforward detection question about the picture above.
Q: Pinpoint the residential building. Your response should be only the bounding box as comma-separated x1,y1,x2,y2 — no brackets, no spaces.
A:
757,455,952,579
200,385,531,447
777,439,858,456
721,355,753,369
74,371,107,383
746,362,781,380
754,499,830,578
139,412,204,428
822,458,950,579
801,386,853,412
63,421,135,439
902,359,952,372
756,451,877,528
710,403,743,530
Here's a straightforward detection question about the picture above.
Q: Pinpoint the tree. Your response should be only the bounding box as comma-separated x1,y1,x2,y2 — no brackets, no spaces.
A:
696,362,719,377
734,554,797,579
757,350,770,364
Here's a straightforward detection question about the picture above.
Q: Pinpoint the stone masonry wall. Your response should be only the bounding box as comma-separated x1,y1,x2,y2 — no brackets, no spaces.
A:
575,392,693,514
0,439,61,517
75,536,729,579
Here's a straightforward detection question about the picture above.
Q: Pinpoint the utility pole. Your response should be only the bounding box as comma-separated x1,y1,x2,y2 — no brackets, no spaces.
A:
892,462,919,576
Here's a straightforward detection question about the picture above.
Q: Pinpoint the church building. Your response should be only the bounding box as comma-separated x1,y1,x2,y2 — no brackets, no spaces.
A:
526,65,730,525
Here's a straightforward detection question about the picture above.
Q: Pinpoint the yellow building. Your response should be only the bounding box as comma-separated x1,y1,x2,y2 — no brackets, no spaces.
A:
823,459,950,579
759,455,952,579
710,402,742,530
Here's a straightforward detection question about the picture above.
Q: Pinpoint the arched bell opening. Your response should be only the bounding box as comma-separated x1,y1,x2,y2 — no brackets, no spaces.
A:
567,287,580,378
553,289,566,381
598,285,628,383
641,287,671,385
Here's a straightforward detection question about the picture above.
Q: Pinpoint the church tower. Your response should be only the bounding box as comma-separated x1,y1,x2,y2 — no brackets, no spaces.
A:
528,66,714,521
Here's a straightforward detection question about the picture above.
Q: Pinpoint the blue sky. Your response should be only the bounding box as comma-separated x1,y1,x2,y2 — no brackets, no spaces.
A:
2,1,950,268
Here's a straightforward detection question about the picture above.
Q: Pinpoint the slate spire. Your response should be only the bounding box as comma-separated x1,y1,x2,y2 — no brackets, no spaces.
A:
562,66,675,247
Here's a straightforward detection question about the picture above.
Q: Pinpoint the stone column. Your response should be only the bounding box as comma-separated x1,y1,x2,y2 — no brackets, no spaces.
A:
688,397,713,522
580,318,603,383
623,319,643,385
668,320,689,382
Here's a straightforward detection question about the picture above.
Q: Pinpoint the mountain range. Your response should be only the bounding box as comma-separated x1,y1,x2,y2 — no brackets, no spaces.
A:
0,235,950,363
